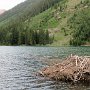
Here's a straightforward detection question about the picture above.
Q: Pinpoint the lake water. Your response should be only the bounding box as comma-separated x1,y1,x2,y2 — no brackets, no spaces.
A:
0,46,90,90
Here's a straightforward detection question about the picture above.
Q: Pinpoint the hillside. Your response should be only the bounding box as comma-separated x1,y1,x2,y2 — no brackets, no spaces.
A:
0,0,60,25
0,0,60,45
0,0,90,46
27,0,90,46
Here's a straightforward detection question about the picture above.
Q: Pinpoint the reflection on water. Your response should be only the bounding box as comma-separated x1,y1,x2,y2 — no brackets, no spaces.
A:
0,46,90,90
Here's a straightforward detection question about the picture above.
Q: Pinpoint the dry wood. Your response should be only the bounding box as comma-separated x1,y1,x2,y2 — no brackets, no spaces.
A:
38,55,90,83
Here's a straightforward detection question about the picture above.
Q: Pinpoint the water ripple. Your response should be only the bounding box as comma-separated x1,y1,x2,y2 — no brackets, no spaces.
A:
0,46,90,90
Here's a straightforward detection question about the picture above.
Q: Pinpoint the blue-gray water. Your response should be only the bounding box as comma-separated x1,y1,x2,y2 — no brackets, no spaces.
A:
0,46,90,90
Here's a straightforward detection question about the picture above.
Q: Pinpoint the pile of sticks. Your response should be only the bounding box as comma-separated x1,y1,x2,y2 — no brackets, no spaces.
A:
38,55,90,82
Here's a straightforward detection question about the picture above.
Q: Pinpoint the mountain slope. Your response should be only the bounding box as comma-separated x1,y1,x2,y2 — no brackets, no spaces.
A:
0,0,61,45
26,0,90,46
0,0,60,25
0,0,90,46
0,0,38,22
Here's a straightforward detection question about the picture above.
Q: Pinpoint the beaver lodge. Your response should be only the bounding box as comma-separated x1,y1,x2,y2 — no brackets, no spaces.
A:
38,55,90,83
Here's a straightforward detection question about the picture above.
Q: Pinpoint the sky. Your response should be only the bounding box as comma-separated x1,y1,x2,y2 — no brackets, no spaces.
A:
0,0,26,10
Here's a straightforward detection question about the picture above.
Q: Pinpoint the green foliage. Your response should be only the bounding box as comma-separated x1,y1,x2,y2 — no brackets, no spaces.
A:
0,0,60,45
0,23,53,45
48,17,58,28
0,0,90,46
69,7,90,46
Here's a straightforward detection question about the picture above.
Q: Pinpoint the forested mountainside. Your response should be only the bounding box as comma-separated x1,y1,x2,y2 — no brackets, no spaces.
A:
0,0,90,46
0,0,60,24
0,0,60,45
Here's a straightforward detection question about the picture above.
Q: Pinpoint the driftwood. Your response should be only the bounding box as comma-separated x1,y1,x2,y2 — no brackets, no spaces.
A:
38,55,90,83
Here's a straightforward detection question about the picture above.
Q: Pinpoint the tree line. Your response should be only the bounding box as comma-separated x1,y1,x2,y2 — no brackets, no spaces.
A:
0,22,54,45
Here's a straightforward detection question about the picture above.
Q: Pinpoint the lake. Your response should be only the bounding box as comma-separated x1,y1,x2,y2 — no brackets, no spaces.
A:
0,46,90,90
